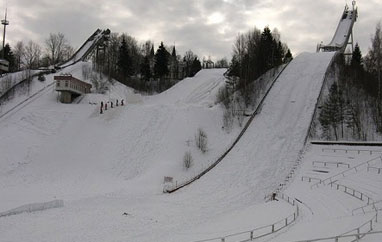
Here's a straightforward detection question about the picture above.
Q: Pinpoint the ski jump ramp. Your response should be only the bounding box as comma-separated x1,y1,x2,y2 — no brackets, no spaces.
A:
318,3,358,53
184,52,335,198
171,4,357,195
58,29,110,69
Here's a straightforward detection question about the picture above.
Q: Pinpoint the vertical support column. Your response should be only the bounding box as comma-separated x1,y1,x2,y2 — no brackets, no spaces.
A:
356,228,360,241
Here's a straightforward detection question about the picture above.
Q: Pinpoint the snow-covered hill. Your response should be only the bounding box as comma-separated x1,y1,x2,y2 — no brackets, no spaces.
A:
0,53,381,242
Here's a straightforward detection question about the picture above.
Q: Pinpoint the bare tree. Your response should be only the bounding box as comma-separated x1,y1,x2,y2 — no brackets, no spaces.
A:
13,41,24,71
195,128,208,153
24,41,41,69
45,33,71,65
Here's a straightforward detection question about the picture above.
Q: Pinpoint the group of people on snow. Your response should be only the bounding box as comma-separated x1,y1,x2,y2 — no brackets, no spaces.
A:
100,99,124,114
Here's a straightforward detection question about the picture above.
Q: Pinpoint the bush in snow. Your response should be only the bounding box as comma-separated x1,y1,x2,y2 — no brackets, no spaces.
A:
216,85,230,108
183,151,193,169
38,73,46,82
195,128,208,153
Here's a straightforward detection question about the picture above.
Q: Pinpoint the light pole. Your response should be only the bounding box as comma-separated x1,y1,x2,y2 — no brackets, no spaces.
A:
1,8,9,59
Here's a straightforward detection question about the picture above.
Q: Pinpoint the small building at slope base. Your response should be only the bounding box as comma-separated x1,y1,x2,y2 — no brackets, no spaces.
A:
54,74,92,103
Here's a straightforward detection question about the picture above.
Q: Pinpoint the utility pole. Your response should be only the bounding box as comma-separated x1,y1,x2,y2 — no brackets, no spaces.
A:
1,8,9,59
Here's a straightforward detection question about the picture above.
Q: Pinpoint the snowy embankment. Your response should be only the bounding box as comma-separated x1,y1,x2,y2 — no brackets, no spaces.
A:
0,200,63,217
0,64,255,242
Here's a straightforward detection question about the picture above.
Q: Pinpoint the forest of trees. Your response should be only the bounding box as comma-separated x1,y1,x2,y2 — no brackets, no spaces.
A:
1,32,203,94
83,33,202,93
0,32,74,72
217,26,292,131
317,23,382,140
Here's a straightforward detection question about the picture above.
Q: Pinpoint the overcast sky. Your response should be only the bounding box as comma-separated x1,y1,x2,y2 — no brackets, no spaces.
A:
4,0,382,60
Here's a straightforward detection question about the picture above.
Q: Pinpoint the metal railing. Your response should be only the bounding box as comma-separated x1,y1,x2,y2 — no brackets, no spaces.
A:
352,200,382,216
301,176,322,183
311,156,382,189
367,166,382,174
321,147,382,155
192,193,299,242
312,161,350,168
340,213,377,240
286,230,382,242
329,182,374,205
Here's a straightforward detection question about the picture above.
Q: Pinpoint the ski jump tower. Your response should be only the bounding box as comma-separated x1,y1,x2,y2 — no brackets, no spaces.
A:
317,1,358,54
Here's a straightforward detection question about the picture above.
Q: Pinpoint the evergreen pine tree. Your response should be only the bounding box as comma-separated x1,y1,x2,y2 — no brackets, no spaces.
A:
284,49,293,63
2,44,16,72
190,57,201,77
150,44,155,57
259,27,274,73
171,46,176,58
318,83,346,140
351,43,363,69
140,56,152,82
117,36,133,81
154,42,169,91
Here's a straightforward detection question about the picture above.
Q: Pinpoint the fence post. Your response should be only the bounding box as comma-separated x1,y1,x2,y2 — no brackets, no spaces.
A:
376,210,378,223
370,220,373,230
221,238,225,242
335,236,339,242
285,218,288,226
250,231,253,240
272,224,274,232
356,228,360,241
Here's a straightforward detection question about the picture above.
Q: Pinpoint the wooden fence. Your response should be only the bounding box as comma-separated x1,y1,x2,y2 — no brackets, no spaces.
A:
192,193,298,242
311,156,382,189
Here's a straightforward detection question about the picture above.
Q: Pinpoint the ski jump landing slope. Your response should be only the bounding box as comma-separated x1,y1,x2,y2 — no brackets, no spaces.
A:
182,53,335,204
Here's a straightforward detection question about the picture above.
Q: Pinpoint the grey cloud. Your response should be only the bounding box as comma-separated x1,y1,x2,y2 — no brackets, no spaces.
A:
4,0,382,61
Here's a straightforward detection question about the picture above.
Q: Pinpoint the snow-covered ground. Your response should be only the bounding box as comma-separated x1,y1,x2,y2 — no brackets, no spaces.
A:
0,51,381,242
276,144,382,242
